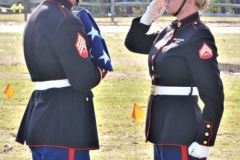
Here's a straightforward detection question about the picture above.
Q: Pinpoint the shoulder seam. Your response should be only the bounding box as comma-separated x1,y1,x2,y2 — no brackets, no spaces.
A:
57,4,66,18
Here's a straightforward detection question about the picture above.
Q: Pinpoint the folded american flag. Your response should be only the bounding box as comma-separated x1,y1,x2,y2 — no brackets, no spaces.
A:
76,8,113,71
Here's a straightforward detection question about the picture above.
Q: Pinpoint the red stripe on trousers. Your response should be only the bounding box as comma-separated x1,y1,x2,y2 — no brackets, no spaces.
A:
69,148,75,160
181,146,188,160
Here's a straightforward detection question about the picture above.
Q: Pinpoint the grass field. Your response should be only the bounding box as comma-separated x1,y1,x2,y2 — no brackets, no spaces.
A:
0,17,240,159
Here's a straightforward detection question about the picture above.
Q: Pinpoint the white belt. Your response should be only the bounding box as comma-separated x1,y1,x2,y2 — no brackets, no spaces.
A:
35,79,71,90
151,85,198,96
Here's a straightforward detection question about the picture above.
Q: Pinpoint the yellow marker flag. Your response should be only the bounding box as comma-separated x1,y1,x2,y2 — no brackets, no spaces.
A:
132,103,145,122
4,84,15,99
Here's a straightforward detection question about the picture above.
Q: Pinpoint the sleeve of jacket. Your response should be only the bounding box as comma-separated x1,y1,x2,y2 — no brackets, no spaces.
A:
52,17,102,92
124,17,158,54
184,29,224,146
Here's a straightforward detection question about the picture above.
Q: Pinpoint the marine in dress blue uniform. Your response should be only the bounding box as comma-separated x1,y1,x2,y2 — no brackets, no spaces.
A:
124,0,224,159
16,0,107,159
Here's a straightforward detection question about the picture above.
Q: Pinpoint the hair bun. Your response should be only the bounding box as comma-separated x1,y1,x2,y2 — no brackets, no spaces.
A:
195,0,210,11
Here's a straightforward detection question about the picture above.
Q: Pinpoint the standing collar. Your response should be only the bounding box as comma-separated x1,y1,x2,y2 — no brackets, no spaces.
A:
46,0,73,10
171,12,200,29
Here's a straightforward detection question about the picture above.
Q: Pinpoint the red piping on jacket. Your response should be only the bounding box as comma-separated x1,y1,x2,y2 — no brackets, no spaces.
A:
204,120,213,144
145,29,176,142
45,0,75,17
145,96,154,141
58,4,66,17
25,144,99,150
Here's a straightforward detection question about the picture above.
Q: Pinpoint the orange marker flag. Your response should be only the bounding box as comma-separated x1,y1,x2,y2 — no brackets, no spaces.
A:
4,84,16,99
132,103,145,123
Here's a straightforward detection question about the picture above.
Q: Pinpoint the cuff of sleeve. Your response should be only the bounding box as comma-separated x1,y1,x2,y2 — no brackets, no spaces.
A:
196,121,215,146
140,15,153,25
132,17,152,31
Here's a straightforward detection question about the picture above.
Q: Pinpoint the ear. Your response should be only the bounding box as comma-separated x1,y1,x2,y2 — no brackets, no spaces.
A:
186,0,195,7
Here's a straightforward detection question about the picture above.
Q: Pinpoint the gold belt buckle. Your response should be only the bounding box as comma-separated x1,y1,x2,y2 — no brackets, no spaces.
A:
151,85,158,96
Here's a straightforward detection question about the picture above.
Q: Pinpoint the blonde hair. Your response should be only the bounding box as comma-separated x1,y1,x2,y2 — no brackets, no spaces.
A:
195,0,210,11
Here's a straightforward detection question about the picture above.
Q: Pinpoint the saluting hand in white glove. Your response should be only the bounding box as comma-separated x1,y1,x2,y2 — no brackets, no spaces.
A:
188,142,210,159
140,0,166,25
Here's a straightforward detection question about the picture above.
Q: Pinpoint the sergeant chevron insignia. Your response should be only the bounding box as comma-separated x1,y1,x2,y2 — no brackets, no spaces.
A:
198,42,213,59
75,32,88,58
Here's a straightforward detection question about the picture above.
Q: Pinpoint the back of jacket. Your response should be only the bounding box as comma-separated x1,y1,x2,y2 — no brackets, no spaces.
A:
16,0,101,149
24,0,101,92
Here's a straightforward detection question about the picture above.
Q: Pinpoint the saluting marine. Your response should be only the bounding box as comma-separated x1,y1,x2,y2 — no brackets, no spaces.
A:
125,0,224,159
16,0,107,159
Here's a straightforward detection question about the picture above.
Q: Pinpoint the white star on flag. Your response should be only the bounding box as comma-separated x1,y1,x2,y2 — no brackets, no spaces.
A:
99,50,110,64
76,8,113,71
87,27,100,40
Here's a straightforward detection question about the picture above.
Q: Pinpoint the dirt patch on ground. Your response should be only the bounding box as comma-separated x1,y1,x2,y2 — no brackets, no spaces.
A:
219,63,240,74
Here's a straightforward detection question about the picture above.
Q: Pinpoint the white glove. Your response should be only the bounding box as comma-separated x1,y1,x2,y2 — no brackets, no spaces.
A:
188,142,210,158
140,0,166,25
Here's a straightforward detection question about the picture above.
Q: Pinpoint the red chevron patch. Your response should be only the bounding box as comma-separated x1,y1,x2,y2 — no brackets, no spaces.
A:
75,32,88,58
198,42,213,59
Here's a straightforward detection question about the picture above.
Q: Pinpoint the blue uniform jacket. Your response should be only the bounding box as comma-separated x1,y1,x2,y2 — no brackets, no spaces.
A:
125,12,224,147
16,0,102,149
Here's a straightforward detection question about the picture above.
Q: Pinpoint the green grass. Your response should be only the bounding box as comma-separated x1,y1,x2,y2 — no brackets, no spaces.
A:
215,34,240,56
199,16,240,23
0,14,30,21
0,30,240,160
